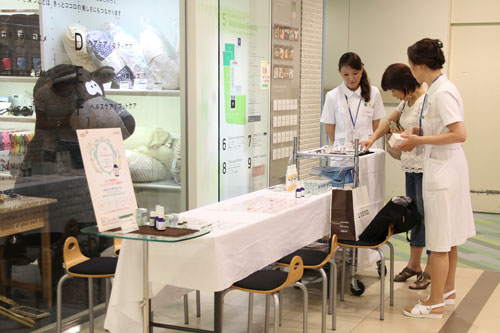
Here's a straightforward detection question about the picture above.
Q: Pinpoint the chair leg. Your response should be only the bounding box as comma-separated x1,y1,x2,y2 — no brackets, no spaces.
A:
247,293,254,333
387,242,395,306
264,294,270,333
105,278,111,310
331,262,337,330
184,294,189,324
272,293,279,333
316,268,327,333
340,248,346,301
88,277,94,333
196,290,201,317
376,248,385,320
278,292,282,327
56,274,72,333
294,281,308,333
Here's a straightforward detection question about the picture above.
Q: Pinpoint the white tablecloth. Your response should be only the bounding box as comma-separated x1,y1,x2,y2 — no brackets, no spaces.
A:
105,189,331,333
105,150,385,332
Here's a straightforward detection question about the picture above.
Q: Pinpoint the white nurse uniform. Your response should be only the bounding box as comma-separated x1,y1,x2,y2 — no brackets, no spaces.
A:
421,74,476,252
321,83,385,146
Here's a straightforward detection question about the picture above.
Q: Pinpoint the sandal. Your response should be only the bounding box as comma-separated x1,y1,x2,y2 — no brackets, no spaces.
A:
394,267,421,282
420,289,456,305
409,272,431,290
403,302,445,318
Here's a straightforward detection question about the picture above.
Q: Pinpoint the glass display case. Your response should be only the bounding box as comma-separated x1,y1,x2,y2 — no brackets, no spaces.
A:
0,0,186,331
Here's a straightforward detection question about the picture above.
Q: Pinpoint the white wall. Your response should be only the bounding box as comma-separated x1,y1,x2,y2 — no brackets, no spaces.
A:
449,0,500,212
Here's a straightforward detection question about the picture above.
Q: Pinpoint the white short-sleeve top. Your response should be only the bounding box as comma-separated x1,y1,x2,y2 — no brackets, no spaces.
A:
424,74,464,137
321,83,385,146
396,92,426,173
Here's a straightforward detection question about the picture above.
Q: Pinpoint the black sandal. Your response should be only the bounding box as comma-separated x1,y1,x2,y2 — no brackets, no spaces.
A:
394,267,421,282
409,272,431,290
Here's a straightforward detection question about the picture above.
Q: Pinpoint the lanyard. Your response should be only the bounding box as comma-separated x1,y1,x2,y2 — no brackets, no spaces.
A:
418,94,428,136
344,94,362,129
418,74,443,135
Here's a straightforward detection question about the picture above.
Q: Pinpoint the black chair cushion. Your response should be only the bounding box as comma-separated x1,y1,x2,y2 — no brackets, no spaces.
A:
68,257,118,276
278,249,328,267
233,270,288,291
338,239,383,247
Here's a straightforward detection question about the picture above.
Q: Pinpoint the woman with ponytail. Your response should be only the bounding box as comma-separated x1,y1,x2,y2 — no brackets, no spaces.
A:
321,52,385,147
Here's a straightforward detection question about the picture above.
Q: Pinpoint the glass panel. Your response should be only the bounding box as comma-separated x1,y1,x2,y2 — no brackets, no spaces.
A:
218,0,271,200
0,0,185,330
81,226,210,243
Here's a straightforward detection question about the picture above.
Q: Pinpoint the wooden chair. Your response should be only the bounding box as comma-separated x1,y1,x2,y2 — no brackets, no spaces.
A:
276,235,338,332
56,236,117,333
337,226,394,320
230,256,308,333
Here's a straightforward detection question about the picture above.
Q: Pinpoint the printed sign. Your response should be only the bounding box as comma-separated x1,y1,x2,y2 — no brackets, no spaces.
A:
77,128,138,232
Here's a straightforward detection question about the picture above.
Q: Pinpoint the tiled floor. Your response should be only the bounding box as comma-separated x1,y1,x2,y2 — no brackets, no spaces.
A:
73,260,500,333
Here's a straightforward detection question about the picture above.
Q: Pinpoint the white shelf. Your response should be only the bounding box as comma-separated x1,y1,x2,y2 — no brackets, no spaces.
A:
105,88,180,97
0,77,180,96
0,115,36,123
0,76,37,83
133,179,181,191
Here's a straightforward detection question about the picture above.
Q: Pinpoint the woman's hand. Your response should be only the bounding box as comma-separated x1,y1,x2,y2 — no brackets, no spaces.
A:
398,133,421,152
360,138,374,151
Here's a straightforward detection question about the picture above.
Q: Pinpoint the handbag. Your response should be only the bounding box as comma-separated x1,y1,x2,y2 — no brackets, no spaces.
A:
358,196,422,243
385,102,407,160
385,133,402,160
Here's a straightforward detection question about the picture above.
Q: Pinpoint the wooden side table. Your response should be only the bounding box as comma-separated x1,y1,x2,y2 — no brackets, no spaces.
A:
0,196,57,309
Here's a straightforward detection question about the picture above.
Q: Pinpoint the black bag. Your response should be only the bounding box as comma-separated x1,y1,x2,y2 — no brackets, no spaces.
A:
358,196,421,243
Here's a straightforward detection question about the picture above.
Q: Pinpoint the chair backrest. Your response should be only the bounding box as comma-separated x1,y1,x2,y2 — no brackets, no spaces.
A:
63,236,89,271
113,238,122,256
325,234,338,263
282,255,304,288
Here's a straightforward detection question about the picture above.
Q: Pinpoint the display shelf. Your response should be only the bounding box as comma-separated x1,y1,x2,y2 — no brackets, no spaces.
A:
0,76,37,83
0,77,180,97
105,89,180,97
0,115,36,123
133,179,181,191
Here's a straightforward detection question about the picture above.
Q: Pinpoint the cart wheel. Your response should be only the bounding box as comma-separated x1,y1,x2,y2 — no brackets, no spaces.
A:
376,260,388,278
350,279,365,296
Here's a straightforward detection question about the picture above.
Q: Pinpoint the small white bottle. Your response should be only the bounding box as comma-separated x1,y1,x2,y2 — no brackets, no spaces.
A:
155,206,166,231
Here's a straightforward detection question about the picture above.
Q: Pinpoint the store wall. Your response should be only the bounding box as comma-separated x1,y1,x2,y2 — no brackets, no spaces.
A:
186,0,219,209
449,0,500,212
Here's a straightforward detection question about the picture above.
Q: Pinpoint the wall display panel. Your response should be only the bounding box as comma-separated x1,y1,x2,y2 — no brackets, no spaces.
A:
0,0,186,331
269,0,301,186
218,0,271,200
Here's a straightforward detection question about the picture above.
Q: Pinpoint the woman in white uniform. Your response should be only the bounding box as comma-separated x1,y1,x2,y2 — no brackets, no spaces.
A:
321,52,385,146
399,38,476,318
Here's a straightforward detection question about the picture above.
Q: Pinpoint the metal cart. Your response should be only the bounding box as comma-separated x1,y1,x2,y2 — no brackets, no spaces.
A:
295,138,387,296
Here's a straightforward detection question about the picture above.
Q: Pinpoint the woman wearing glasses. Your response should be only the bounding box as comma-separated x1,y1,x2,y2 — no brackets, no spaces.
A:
321,52,385,147
399,38,476,319
361,63,431,290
